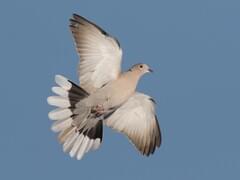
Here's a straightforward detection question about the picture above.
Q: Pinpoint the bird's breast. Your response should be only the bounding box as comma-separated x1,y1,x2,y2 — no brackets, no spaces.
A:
88,78,136,109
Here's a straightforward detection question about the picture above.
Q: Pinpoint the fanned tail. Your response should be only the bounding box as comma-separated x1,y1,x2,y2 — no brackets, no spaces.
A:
47,75,103,160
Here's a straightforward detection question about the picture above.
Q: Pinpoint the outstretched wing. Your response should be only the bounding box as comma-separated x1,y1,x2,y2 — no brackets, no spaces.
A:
70,14,123,93
105,92,161,156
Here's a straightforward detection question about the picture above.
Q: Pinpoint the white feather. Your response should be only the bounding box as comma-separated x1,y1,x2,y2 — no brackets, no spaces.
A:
55,75,72,90
91,139,101,150
47,96,70,108
48,108,72,120
51,118,72,132
69,134,84,158
77,137,89,160
52,86,68,97
63,132,79,152
85,139,94,153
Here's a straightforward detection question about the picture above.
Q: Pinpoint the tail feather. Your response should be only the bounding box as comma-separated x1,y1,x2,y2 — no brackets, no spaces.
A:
51,118,72,132
47,96,70,108
52,87,68,97
69,134,84,157
47,75,103,160
58,127,74,144
48,108,72,120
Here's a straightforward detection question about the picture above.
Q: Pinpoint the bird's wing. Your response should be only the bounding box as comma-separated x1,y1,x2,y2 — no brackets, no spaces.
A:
70,14,123,93
105,92,161,156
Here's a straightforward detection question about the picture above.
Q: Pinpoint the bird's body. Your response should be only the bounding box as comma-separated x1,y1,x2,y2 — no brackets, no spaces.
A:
47,14,161,160
86,70,140,109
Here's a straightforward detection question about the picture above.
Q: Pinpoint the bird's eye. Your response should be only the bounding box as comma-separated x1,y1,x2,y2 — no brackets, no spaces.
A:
139,65,143,68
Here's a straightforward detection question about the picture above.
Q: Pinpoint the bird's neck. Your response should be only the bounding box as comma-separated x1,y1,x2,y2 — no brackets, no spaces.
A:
122,71,141,90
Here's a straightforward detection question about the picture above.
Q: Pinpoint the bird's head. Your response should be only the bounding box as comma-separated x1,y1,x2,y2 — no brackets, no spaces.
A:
129,63,153,76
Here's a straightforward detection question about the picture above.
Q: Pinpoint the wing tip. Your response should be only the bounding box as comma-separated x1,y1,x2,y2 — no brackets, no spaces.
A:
72,13,83,20
69,13,109,36
155,115,162,148
136,116,162,157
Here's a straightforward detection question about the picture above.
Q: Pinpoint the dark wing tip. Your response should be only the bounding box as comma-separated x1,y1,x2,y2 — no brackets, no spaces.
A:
149,97,156,104
155,115,162,148
113,36,121,48
140,115,162,156
73,13,81,19
71,13,108,35
69,13,121,48
69,18,81,25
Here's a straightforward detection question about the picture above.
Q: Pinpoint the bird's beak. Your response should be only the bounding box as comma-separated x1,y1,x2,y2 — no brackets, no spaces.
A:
148,68,153,73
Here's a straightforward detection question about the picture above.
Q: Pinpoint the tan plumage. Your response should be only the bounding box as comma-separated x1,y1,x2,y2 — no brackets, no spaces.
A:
47,14,161,160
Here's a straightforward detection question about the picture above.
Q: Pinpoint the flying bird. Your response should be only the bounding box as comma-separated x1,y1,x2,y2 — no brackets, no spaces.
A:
47,14,161,160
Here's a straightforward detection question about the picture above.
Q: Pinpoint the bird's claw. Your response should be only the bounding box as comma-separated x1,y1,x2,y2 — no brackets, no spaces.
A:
91,104,105,117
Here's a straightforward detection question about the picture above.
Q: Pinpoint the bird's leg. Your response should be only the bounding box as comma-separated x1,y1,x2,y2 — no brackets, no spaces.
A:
91,104,105,117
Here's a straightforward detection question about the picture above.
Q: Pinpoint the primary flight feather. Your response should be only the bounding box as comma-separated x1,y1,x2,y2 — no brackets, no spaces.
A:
47,14,161,160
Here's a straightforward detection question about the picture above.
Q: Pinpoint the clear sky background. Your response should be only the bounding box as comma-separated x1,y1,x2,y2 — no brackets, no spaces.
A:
0,0,239,179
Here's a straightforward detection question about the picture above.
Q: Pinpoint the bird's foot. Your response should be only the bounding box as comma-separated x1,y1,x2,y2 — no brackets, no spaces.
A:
91,104,105,117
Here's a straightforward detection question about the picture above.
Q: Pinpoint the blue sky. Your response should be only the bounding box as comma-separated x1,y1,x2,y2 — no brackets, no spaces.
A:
0,0,239,179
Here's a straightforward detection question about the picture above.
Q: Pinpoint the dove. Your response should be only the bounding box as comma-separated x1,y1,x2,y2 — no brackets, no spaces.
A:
47,14,161,160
